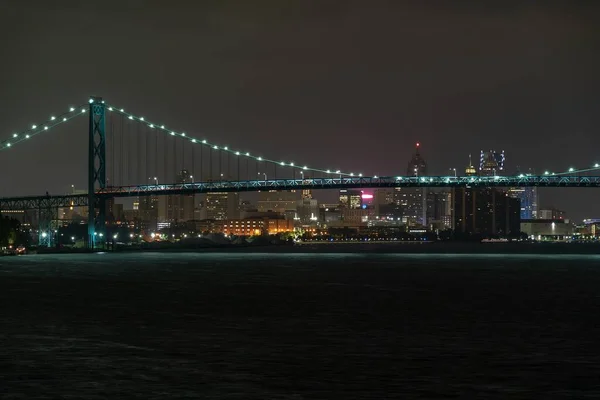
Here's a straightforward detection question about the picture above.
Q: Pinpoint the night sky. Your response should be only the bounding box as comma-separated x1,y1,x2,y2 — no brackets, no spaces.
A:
0,1,599,220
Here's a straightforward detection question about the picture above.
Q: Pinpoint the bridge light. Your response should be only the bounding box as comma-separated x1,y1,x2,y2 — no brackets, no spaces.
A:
88,98,94,103
108,107,113,111
290,162,294,167
568,167,574,172
258,157,262,161
140,117,144,121
223,146,228,150
326,170,331,173
99,233,104,237
202,139,207,144
350,173,354,176
25,135,29,139
235,151,240,155
69,107,75,112
335,170,340,174
44,126,48,130
181,132,185,136
303,166,307,170
246,152,250,156
595,164,599,168
359,173,363,177
12,133,17,138
63,117,67,121
120,109,124,112
374,175,378,178
214,145,218,150
50,116,55,121
6,143,11,147
281,162,286,166
191,139,196,143
149,124,154,128
81,108,86,113
544,171,549,175
518,174,524,178
396,177,402,180
129,116,134,120
161,125,165,129
170,132,176,136
32,125,37,129
41,232,47,238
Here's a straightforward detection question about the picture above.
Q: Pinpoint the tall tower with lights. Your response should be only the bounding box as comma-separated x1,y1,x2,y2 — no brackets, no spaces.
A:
402,143,428,226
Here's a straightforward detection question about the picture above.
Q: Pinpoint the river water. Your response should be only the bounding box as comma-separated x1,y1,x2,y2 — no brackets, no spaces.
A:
1,252,599,398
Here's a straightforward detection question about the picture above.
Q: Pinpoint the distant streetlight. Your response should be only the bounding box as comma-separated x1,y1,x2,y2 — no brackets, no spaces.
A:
258,172,267,181
449,168,456,177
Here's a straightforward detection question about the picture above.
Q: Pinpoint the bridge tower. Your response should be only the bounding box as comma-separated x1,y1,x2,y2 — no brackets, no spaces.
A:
88,97,106,249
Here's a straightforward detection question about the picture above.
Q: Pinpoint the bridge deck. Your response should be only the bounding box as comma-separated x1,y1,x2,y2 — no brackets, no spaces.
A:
0,175,598,210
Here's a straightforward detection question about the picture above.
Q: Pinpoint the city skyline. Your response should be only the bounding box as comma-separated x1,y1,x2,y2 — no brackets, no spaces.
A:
0,2,599,221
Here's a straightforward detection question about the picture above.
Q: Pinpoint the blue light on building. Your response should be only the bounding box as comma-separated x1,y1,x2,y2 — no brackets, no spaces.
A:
508,187,538,219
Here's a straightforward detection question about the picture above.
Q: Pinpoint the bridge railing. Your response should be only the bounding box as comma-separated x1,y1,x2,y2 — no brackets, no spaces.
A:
3,175,600,211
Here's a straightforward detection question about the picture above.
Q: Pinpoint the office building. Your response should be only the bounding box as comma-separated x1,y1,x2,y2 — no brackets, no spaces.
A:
508,187,538,219
339,189,362,209
404,143,428,226
452,187,520,236
479,150,505,176
164,170,195,223
205,192,239,220
257,190,297,215
538,208,566,220
296,198,319,224
221,217,294,236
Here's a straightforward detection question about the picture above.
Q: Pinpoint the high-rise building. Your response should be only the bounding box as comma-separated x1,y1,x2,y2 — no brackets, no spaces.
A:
479,150,505,176
339,189,362,209
426,190,452,230
165,170,195,223
404,143,427,226
205,192,234,220
538,208,566,220
257,190,297,215
373,188,399,219
407,142,427,177
508,187,538,219
296,198,319,224
452,187,520,236
138,195,159,231
302,189,312,200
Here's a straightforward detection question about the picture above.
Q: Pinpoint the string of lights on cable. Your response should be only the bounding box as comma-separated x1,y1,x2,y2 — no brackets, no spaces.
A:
104,103,363,178
0,103,88,150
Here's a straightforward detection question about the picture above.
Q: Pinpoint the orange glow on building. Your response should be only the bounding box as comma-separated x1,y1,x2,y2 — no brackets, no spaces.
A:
221,218,294,236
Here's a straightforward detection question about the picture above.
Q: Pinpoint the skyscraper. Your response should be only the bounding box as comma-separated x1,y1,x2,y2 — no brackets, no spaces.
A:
339,189,362,209
165,170,195,222
479,150,505,176
508,187,538,220
452,187,520,236
404,143,427,226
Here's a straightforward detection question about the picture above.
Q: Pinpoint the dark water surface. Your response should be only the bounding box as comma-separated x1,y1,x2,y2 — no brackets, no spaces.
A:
1,252,600,399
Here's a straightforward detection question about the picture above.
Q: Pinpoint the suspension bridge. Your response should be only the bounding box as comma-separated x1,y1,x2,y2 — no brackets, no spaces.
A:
1,96,598,248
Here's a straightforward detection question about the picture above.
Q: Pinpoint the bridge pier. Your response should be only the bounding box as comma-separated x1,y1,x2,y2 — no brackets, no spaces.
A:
37,204,57,247
88,97,106,249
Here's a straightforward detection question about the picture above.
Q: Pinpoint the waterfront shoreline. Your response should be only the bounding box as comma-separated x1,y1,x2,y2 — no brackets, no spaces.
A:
32,241,600,255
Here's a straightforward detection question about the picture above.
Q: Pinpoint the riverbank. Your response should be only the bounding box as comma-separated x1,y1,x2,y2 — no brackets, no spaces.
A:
32,241,600,255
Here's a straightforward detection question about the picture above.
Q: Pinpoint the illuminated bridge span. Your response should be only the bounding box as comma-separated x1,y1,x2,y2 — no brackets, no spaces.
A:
1,96,599,247
2,175,600,212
